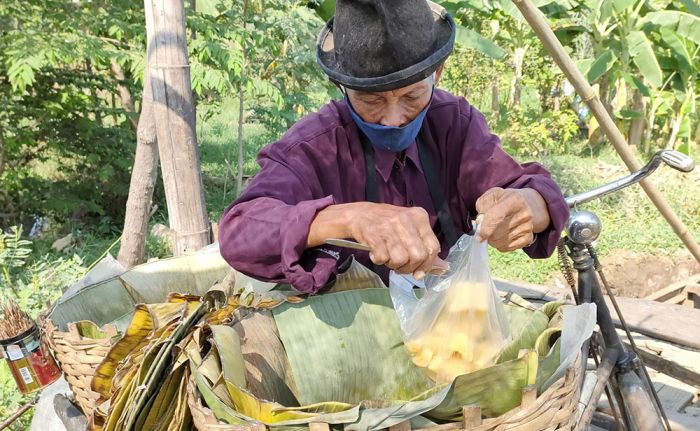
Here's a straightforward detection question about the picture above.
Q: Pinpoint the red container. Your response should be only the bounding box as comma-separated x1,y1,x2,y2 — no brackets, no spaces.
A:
1,324,61,394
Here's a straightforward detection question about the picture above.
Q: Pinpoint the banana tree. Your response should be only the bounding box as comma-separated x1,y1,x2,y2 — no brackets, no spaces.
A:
554,0,700,153
642,8,700,154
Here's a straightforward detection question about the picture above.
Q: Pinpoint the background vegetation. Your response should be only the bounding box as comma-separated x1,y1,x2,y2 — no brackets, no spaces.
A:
1,0,699,426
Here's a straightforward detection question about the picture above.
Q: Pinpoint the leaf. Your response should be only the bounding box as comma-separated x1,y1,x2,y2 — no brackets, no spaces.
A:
497,304,550,363
49,251,231,330
209,325,247,388
273,289,434,405
611,0,635,12
679,0,700,16
454,25,507,60
428,352,538,419
626,31,663,88
575,58,595,78
644,11,700,45
659,28,693,77
195,372,252,425
615,109,644,119
535,338,561,393
620,72,650,97
586,51,618,83
313,0,336,21
73,320,117,340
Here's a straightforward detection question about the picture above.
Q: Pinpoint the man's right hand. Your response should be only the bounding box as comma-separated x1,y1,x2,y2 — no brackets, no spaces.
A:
308,202,447,279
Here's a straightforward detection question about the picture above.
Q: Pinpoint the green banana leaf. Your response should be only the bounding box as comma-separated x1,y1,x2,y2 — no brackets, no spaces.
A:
49,248,230,331
270,289,552,428
427,351,538,420
273,288,434,405
497,300,553,363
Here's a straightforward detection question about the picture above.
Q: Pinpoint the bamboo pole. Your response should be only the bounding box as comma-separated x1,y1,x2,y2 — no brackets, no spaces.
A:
512,0,700,265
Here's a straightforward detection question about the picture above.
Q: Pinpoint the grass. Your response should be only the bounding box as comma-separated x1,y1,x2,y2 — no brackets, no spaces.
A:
488,149,700,284
197,97,273,223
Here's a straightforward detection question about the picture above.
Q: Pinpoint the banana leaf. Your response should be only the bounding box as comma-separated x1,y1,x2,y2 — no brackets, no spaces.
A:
49,247,230,331
426,351,538,420
273,288,434,405
497,302,552,363
93,302,185,398
270,289,548,428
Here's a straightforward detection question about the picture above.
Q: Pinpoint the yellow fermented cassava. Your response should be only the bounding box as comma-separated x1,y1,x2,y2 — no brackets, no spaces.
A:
404,280,506,383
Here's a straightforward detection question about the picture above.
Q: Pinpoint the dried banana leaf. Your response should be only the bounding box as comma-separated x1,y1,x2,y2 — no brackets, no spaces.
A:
93,302,184,398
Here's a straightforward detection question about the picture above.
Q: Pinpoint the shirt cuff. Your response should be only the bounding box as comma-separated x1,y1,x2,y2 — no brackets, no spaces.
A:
280,195,341,293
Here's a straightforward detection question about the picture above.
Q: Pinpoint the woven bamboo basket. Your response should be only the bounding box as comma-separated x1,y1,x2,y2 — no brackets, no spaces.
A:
43,320,117,417
188,354,583,431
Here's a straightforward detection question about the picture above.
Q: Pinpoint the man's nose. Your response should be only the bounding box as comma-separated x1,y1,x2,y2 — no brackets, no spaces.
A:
379,103,409,127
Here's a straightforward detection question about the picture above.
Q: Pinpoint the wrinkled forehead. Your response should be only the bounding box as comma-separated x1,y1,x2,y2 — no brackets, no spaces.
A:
345,73,435,98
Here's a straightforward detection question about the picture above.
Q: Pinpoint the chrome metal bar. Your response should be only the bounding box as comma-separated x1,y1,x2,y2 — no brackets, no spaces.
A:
565,150,694,208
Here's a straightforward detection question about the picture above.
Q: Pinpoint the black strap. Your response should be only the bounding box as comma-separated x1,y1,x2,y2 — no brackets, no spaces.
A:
416,131,459,246
359,132,380,203
360,130,459,246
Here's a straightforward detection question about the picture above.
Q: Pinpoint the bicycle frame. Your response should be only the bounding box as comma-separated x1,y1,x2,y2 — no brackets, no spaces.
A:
560,150,694,431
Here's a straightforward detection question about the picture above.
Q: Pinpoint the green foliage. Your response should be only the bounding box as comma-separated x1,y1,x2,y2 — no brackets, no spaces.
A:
499,109,583,157
0,0,144,227
0,226,88,426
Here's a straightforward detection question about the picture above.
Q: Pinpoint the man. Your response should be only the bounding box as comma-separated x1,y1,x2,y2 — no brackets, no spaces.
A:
219,0,569,293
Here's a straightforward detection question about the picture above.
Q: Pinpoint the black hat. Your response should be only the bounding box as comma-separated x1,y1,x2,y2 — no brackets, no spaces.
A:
316,0,455,92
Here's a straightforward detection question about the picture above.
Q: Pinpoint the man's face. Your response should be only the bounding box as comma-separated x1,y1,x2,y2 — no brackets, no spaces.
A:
346,65,444,127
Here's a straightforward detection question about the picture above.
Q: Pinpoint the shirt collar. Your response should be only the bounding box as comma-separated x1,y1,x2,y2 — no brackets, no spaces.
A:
373,140,424,183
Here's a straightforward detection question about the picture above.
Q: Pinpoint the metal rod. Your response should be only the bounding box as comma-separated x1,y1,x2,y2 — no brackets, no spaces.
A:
594,263,672,430
511,0,700,265
578,349,619,429
565,155,662,208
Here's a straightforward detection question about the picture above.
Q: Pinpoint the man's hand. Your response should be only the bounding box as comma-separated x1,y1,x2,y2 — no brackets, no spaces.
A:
475,187,550,252
308,202,448,279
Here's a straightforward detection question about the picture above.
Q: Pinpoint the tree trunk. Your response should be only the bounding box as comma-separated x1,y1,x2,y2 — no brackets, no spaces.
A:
86,58,102,125
235,0,248,196
508,46,526,109
628,89,646,149
552,78,563,112
491,60,499,121
598,73,612,115
148,0,210,256
0,124,5,177
117,5,161,269
236,85,245,196
666,111,682,150
110,62,139,131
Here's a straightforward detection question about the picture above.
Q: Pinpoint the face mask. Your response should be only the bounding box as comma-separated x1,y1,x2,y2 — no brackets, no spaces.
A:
345,75,434,152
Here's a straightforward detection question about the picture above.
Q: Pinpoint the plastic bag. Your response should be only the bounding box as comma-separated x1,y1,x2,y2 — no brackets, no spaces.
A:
390,231,511,384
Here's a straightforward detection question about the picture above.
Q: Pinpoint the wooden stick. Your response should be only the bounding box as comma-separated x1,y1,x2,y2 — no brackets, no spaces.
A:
0,397,38,431
511,0,700,266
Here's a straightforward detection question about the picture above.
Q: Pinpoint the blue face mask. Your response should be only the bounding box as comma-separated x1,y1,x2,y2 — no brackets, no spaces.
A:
345,84,434,152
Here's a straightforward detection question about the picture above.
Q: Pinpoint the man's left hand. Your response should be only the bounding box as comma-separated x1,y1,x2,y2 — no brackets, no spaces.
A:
475,187,550,252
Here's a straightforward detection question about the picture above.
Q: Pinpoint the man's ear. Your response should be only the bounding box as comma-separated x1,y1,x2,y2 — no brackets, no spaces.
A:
434,62,445,86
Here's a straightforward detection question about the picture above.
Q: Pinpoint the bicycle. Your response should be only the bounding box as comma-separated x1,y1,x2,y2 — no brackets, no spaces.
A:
557,149,695,431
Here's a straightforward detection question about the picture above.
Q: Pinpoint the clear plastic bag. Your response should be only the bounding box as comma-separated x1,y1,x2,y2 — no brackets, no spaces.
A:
390,231,511,383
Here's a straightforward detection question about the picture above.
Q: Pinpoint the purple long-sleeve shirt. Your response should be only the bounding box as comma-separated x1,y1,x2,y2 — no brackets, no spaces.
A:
219,89,569,294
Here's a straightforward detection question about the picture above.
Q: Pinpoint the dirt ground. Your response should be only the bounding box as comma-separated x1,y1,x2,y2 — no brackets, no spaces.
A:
550,249,700,298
